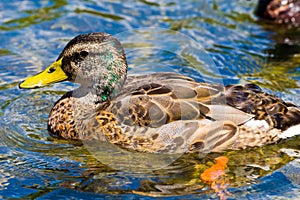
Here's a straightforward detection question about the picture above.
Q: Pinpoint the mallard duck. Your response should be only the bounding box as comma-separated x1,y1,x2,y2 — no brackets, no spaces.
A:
256,0,300,25
19,33,300,154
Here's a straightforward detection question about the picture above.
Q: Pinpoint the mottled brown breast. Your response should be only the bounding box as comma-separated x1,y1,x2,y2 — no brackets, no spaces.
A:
48,92,106,140
48,96,79,139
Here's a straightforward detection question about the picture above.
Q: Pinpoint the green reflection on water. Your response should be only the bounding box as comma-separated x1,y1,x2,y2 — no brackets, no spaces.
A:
139,0,160,7
0,0,67,31
0,49,14,56
244,56,300,92
74,8,124,21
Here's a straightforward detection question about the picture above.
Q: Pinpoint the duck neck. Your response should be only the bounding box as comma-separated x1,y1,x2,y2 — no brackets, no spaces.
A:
93,50,127,104
73,73,127,107
93,65,127,104
76,57,127,106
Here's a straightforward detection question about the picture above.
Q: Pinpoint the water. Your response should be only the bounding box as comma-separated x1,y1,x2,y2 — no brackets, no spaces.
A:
0,0,300,199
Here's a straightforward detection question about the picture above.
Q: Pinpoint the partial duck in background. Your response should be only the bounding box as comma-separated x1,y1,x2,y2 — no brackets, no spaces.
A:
256,0,300,26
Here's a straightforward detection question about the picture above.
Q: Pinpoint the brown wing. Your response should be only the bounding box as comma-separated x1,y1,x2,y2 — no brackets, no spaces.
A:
111,73,235,128
225,84,300,130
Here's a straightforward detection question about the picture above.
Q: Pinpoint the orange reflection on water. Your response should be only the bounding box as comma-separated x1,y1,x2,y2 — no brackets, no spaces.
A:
200,156,230,200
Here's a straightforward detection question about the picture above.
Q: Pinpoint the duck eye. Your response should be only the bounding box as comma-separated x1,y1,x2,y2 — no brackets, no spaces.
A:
73,51,89,63
48,67,56,73
80,50,89,57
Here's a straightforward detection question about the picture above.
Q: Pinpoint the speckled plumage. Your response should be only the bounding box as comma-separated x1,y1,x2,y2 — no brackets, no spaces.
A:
22,33,300,154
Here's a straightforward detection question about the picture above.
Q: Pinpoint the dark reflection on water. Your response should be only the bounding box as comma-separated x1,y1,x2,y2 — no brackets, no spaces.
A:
0,0,300,199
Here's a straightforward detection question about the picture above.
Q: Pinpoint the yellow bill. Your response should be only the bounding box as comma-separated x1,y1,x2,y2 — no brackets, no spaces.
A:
19,58,68,89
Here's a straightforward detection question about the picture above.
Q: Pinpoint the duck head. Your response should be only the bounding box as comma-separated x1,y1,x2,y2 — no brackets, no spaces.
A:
19,33,128,103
